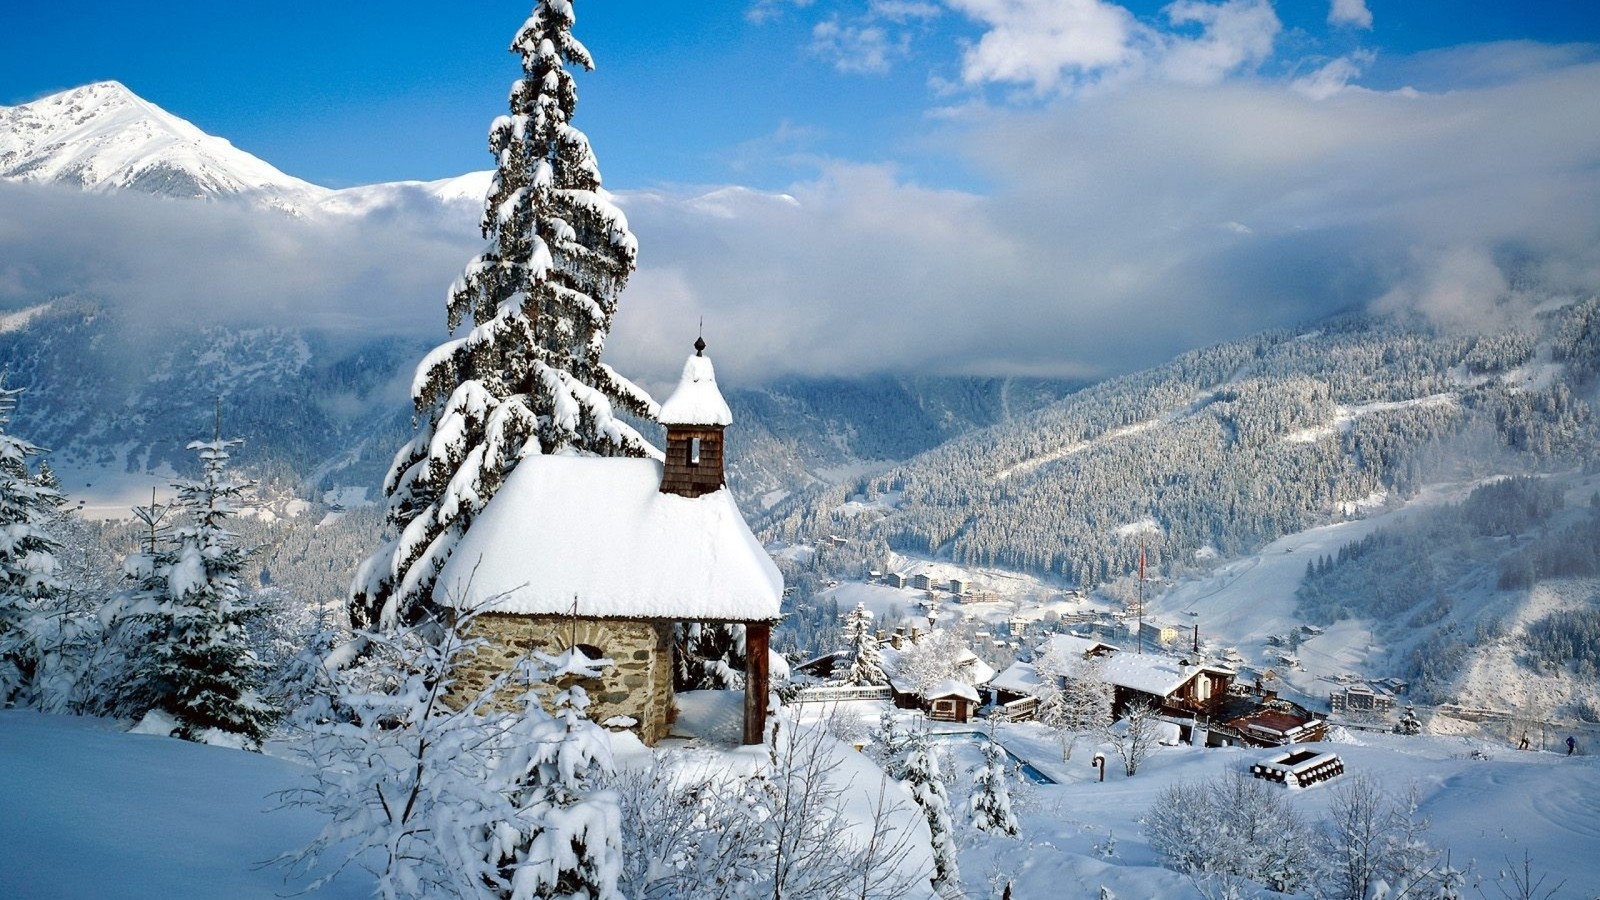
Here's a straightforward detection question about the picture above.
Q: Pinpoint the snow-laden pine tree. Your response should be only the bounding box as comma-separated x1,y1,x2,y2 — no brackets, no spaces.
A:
352,0,658,631
967,736,1020,837
118,436,276,748
0,385,63,708
899,729,960,887
489,647,623,900
843,602,886,686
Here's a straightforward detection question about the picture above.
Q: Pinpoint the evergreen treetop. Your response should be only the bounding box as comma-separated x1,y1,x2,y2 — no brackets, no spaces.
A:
354,0,659,630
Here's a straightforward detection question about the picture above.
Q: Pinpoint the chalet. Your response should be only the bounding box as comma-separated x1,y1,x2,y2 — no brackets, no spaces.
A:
885,573,906,589
793,649,849,681
881,635,996,714
926,680,980,723
949,578,965,596
434,338,782,746
985,661,1042,720
912,573,933,591
1098,652,1235,724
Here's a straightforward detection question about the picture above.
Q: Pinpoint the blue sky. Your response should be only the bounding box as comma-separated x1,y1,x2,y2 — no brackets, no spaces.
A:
3,1,1599,382
4,1,1596,190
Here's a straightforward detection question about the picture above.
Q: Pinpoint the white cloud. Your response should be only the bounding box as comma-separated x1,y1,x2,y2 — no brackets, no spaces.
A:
807,0,944,75
947,0,1281,93
1328,0,1373,30
1291,52,1371,99
6,51,1598,390
746,0,816,25
1158,0,1281,85
812,18,911,74
948,0,1141,92
1372,246,1511,331
606,57,1600,383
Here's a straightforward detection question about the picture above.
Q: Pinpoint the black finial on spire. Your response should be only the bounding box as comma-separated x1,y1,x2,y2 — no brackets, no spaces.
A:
694,334,706,357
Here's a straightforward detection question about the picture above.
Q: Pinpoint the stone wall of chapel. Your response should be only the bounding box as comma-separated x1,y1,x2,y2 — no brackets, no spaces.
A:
453,613,676,745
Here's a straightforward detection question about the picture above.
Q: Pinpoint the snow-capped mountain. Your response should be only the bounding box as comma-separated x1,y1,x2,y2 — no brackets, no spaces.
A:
0,81,328,212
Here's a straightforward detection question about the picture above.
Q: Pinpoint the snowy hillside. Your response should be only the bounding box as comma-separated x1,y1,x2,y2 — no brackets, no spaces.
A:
0,82,327,212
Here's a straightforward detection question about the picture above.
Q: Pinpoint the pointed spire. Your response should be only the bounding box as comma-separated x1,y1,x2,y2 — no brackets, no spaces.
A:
659,337,732,427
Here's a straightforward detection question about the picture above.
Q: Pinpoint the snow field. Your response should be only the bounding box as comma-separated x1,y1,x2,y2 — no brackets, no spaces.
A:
6,702,1600,899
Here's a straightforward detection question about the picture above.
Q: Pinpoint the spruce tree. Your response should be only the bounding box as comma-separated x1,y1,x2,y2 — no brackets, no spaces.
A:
843,602,886,686
121,435,276,748
0,386,64,708
968,736,1020,837
899,729,960,887
353,0,657,630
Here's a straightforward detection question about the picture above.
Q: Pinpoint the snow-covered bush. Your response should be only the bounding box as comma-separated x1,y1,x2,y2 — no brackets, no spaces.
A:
898,728,960,888
280,618,513,900
1144,773,1314,893
892,629,970,695
1317,776,1445,900
764,714,930,899
488,647,624,900
611,712,926,899
1035,649,1112,761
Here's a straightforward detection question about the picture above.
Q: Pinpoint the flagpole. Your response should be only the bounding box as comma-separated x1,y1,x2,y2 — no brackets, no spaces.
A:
1137,536,1145,655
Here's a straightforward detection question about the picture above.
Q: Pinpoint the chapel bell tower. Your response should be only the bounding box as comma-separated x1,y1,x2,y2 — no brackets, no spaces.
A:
657,336,732,498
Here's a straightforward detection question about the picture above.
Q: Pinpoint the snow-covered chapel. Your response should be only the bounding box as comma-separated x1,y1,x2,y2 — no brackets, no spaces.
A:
433,338,783,745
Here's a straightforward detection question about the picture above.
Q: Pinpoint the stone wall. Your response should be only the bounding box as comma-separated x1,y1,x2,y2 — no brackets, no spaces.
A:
453,613,677,745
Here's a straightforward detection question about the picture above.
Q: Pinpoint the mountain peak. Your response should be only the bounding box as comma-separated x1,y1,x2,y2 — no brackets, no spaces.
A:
0,80,325,208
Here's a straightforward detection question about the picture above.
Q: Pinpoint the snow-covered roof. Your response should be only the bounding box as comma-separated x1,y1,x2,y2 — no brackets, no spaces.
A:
988,662,1042,696
1039,633,1119,660
658,348,733,427
434,454,781,621
1098,653,1232,698
960,654,997,687
926,679,980,703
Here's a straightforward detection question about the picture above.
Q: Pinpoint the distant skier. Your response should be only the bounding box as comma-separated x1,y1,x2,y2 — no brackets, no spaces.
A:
1518,733,1530,751
1567,735,1577,756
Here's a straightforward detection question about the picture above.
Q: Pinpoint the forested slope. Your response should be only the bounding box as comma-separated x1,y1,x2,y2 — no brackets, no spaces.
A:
763,301,1600,589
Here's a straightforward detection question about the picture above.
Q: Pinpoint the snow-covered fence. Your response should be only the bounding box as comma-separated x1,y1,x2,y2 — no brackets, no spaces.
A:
792,684,893,704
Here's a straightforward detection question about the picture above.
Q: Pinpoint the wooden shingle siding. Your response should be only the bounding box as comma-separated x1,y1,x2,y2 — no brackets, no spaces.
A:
661,426,725,497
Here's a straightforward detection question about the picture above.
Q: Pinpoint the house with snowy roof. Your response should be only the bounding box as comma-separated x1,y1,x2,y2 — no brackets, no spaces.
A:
880,635,996,715
1099,652,1234,724
433,338,782,746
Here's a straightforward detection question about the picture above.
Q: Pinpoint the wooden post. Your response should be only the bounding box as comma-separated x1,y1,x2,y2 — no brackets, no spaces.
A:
744,622,771,745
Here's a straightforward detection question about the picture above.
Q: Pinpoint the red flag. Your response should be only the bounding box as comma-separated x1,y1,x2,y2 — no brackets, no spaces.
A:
1139,541,1146,581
